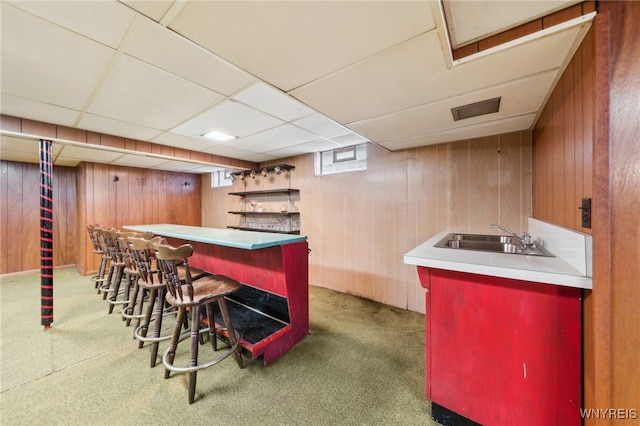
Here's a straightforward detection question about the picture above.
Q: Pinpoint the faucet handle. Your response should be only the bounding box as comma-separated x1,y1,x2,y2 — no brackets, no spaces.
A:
520,233,534,246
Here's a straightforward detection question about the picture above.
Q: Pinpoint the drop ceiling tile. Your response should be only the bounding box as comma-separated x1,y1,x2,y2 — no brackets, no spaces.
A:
329,133,369,147
242,153,279,163
119,0,173,22
57,145,125,163
186,165,225,174
152,132,218,152
1,3,116,110
110,153,172,168
293,113,351,138
266,138,342,158
379,114,536,151
123,16,255,96
169,1,436,91
202,144,258,160
77,113,163,141
233,82,314,121
1,135,43,154
232,124,317,153
293,22,588,126
291,32,446,124
0,95,81,128
171,100,283,140
88,54,223,130
54,158,82,167
150,160,206,172
348,70,557,142
6,0,135,48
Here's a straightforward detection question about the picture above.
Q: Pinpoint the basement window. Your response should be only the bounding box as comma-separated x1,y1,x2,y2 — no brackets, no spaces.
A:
314,144,367,176
211,170,233,188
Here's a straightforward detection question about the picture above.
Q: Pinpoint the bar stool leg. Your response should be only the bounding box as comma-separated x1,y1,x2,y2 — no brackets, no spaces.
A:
218,298,244,369
188,305,201,404
164,307,187,380
205,303,217,352
149,287,167,367
137,288,157,348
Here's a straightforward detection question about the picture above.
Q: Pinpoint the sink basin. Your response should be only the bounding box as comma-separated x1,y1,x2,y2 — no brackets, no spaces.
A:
434,233,554,257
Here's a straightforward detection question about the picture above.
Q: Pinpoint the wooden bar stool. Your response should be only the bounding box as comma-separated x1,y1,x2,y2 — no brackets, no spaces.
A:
154,243,244,404
87,224,108,290
132,236,182,367
121,234,159,327
96,228,120,300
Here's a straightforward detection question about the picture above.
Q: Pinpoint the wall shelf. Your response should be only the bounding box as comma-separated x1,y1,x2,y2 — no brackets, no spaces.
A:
228,187,300,234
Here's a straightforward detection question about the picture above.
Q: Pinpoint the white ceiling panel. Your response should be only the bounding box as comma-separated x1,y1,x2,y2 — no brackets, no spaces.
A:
57,145,125,163
233,82,315,122
266,139,343,159
242,153,280,164
87,54,223,130
348,70,558,142
0,95,80,128
7,0,136,49
110,153,173,168
290,32,446,125
293,113,351,138
171,99,283,140
151,159,213,172
77,114,163,142
122,16,255,96
0,3,116,110
379,114,537,150
168,1,437,91
119,0,173,23
232,125,318,153
151,132,219,153
202,144,258,160
329,133,370,147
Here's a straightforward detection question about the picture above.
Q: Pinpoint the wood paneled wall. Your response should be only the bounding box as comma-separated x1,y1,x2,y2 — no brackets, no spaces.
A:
77,162,201,276
0,161,77,274
0,160,201,275
532,27,594,233
202,131,532,313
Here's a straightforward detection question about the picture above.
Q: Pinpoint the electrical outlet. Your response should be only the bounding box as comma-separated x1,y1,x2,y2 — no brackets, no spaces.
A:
580,198,592,229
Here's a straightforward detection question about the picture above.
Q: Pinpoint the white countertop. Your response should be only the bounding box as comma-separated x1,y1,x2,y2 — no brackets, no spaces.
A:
404,230,592,289
123,224,307,250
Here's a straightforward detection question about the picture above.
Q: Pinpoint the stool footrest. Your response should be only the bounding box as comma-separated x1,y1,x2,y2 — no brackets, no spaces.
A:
162,328,241,374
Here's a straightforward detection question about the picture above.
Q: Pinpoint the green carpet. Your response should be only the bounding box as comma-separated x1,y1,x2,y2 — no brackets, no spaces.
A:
0,267,435,425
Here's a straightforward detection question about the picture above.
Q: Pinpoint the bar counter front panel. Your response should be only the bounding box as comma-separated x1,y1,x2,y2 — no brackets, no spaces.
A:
124,224,309,365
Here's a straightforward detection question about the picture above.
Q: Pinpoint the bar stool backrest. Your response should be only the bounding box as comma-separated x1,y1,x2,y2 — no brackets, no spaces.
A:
154,243,195,302
128,236,164,284
87,224,102,253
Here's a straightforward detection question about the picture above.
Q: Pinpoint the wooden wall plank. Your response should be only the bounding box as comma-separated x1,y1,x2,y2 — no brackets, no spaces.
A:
533,27,594,234
202,130,532,313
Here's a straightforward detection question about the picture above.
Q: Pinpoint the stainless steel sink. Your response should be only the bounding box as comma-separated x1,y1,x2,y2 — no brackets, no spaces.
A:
434,233,554,257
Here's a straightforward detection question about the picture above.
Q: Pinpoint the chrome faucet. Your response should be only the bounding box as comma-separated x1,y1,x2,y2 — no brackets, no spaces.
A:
489,224,535,246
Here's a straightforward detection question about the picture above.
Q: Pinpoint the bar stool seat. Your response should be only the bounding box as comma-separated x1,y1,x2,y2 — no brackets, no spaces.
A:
154,243,244,404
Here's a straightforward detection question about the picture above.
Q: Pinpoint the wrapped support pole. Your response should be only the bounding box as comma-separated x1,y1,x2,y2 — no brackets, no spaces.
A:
39,139,54,328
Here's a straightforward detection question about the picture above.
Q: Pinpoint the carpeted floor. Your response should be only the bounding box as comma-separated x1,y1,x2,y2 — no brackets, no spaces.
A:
0,267,436,426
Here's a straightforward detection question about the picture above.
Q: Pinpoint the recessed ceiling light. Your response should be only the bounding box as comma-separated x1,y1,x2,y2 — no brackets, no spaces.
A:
203,131,236,142
451,97,501,121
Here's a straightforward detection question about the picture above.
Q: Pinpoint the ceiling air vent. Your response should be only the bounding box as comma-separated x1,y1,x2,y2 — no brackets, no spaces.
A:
451,97,501,121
